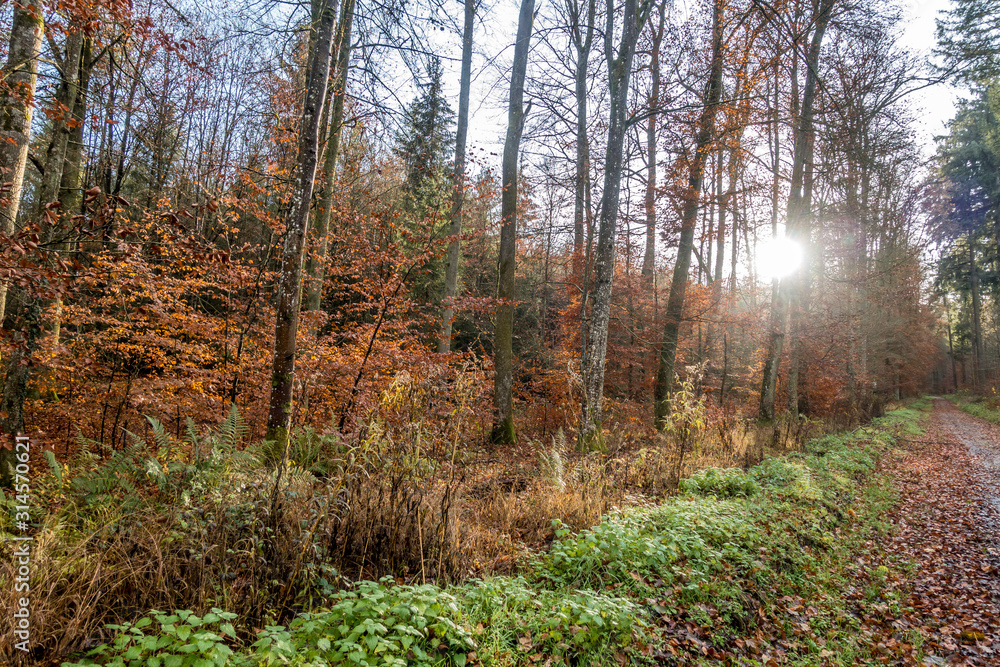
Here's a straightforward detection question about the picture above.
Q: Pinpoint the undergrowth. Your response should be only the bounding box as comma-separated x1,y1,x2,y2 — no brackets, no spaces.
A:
32,398,932,667
947,390,1000,424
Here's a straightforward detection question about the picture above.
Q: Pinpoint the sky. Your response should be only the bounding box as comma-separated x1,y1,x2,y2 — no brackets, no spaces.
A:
898,0,962,156
427,0,966,168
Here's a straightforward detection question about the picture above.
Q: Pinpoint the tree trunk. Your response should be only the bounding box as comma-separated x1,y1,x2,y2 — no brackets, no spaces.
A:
304,0,356,312
0,296,40,437
580,0,649,446
570,0,596,277
652,0,724,429
438,0,476,352
971,241,984,389
50,37,93,345
0,3,44,325
492,0,534,445
265,1,336,447
641,2,666,279
59,38,93,222
758,0,834,421
36,30,84,222
944,292,958,390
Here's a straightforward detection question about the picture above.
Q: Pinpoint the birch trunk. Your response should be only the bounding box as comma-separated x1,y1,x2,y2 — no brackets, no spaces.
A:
0,4,44,325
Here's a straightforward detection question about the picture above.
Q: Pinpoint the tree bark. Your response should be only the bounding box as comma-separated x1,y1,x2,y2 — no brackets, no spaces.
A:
304,0,356,312
652,0,724,429
971,241,984,389
570,0,596,276
438,0,476,352
265,1,336,447
580,0,649,446
492,0,534,444
36,30,84,223
0,3,44,325
0,296,40,437
641,2,666,279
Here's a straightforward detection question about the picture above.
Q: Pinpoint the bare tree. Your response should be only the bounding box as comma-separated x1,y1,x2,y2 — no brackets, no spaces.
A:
652,0,724,428
438,0,476,352
304,0,356,312
641,0,666,279
759,0,835,421
493,0,535,444
580,0,651,447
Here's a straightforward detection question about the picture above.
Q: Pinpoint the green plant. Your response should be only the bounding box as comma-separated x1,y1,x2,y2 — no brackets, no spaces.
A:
62,608,238,667
460,577,643,660
251,579,474,667
679,467,760,498
537,499,758,589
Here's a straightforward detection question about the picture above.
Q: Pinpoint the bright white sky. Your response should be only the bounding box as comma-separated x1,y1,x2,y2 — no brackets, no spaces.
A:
898,0,962,155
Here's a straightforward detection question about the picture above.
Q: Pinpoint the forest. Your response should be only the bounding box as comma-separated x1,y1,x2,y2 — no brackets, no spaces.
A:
2,0,1000,663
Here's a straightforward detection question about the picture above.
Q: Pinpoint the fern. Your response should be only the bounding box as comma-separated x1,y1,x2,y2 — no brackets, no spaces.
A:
43,450,62,483
147,416,173,453
217,403,248,451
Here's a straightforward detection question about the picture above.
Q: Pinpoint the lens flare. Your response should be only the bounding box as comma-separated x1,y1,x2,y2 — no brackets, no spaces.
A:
756,236,803,280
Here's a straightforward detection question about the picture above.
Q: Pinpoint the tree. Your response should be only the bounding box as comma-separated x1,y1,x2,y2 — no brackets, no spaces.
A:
438,0,476,353
265,0,337,449
493,0,535,444
394,57,456,305
0,2,45,325
580,0,651,446
758,0,836,422
652,0,725,429
395,57,456,215
929,86,1000,389
641,0,666,279
304,0,355,312
936,0,1000,82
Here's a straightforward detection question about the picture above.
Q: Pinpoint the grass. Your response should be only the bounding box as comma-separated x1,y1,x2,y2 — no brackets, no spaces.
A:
44,398,933,667
944,389,1000,424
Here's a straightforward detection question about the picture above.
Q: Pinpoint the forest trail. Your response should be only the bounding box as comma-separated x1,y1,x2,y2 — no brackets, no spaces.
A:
874,399,1000,664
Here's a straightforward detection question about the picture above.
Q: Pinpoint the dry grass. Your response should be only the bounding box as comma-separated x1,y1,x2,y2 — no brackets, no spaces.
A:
0,390,844,666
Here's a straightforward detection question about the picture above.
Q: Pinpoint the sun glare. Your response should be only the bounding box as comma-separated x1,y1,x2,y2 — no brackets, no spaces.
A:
756,236,803,280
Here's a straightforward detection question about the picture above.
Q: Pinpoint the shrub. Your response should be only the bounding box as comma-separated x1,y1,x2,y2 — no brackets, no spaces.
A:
537,499,757,588
251,579,474,667
62,608,238,667
460,577,642,660
679,467,760,498
752,457,810,489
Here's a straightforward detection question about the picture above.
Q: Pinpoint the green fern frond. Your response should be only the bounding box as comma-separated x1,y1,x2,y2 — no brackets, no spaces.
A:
43,449,62,483
146,415,172,452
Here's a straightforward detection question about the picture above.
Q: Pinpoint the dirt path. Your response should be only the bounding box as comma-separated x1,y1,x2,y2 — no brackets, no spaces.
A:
875,399,1000,665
